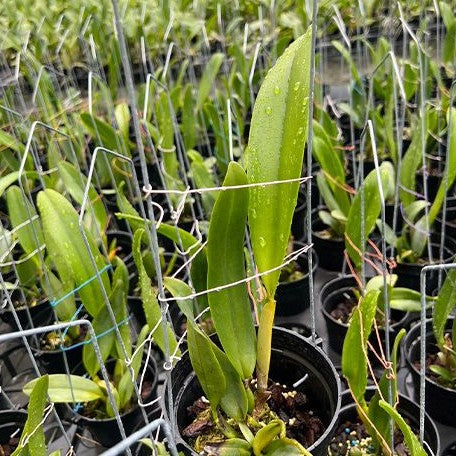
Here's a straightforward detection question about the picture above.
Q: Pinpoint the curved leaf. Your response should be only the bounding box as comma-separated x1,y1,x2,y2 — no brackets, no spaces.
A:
207,161,256,379
24,374,104,403
246,28,311,297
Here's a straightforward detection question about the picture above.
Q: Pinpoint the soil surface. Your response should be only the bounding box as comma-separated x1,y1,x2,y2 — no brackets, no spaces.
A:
330,293,357,324
0,438,19,456
182,379,326,453
328,419,411,455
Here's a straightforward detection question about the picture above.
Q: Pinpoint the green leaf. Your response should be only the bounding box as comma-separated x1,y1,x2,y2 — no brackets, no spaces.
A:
342,290,380,405
13,375,49,456
412,108,456,256
204,438,252,455
368,329,406,452
434,269,456,347
182,84,196,149
163,277,195,321
24,374,104,403
0,172,36,198
345,163,389,268
37,189,110,316
246,28,311,297
115,102,130,141
196,53,224,112
0,129,25,155
187,323,226,412
207,161,256,379
252,420,285,455
80,112,120,151
57,161,107,236
41,271,76,322
365,274,398,292
118,324,150,409
132,229,178,357
82,262,129,378
188,150,217,216
312,136,350,215
7,185,44,257
390,288,429,312
316,172,342,213
378,400,427,456
263,438,311,455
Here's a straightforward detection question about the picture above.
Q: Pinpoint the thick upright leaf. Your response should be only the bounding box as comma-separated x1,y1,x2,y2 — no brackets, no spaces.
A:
24,374,104,403
342,290,380,405
132,229,178,357
187,323,226,412
246,29,311,297
41,271,76,323
182,84,196,149
82,261,129,378
7,185,44,256
115,102,130,142
196,53,224,112
118,324,150,409
378,400,427,456
312,136,350,215
37,189,110,316
13,375,49,456
57,161,107,236
345,162,389,268
207,161,256,379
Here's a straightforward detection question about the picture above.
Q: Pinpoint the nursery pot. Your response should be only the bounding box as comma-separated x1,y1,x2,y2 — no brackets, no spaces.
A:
31,330,85,375
168,326,341,456
275,321,323,349
311,209,345,271
0,410,27,451
331,388,440,455
69,356,159,447
404,317,456,426
275,245,318,317
320,276,409,356
291,190,307,241
0,289,53,330
395,234,456,292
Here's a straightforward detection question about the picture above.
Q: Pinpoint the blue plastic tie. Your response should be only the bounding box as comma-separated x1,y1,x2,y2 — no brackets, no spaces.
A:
50,264,112,308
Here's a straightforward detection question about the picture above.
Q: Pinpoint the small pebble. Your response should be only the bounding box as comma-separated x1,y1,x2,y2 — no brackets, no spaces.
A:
345,428,350,434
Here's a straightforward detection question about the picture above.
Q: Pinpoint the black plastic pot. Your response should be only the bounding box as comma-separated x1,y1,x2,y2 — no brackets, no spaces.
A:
311,209,345,271
275,322,323,349
0,410,27,449
320,276,409,356
333,388,440,455
395,235,456,292
404,317,456,426
168,326,341,456
68,356,159,447
275,245,318,316
443,441,456,456
0,290,53,330
31,337,84,375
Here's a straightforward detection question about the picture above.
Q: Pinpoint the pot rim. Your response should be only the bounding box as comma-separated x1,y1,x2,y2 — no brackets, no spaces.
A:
168,325,342,454
320,275,409,329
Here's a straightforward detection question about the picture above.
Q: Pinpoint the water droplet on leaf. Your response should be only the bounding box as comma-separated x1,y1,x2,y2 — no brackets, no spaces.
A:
265,106,272,115
274,86,280,95
259,237,266,247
